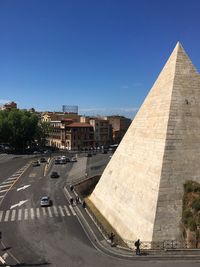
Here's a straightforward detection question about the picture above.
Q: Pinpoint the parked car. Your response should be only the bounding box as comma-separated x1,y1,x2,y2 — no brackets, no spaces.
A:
50,171,59,178
32,160,40,167
87,153,92,157
40,196,51,207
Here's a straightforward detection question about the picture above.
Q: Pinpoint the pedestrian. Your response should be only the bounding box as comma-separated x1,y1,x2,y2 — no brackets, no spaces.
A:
82,200,86,208
134,239,141,255
109,232,115,246
70,197,73,205
70,185,74,191
75,196,79,204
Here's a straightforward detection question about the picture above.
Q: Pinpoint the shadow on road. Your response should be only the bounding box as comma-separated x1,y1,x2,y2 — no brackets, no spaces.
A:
12,262,51,266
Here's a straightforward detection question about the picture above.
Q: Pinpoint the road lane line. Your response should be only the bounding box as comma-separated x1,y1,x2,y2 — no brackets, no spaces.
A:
2,181,14,185
58,206,65,217
30,208,34,219
7,177,17,181
0,189,9,193
36,208,40,218
63,205,70,216
69,205,76,216
0,211,4,222
47,207,52,217
4,210,10,222
18,209,22,221
42,208,47,216
0,184,11,189
53,206,59,217
0,195,4,199
11,210,16,221
24,209,28,220
9,174,19,177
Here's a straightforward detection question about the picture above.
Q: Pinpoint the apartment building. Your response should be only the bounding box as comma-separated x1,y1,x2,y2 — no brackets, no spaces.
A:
80,116,112,147
105,115,131,144
48,119,94,150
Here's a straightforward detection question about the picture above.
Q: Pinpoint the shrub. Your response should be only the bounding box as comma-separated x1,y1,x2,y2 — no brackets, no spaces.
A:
188,218,197,231
192,198,200,212
184,181,200,193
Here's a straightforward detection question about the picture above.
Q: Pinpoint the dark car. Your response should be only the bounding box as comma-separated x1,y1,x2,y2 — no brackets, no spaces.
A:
32,160,40,167
55,158,61,164
50,171,59,178
87,153,92,157
40,157,46,163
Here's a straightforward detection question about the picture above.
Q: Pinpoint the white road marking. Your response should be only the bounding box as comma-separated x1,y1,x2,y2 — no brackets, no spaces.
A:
4,210,10,222
10,200,28,209
11,210,16,221
9,174,18,178
30,208,34,219
7,177,17,181
18,209,22,220
0,189,8,193
42,208,47,216
47,207,52,217
69,205,76,216
58,206,65,216
53,206,59,217
36,208,40,218
0,205,75,223
0,211,4,222
0,195,4,199
0,256,6,264
63,205,70,216
24,209,28,220
0,184,11,189
17,185,31,191
2,180,14,185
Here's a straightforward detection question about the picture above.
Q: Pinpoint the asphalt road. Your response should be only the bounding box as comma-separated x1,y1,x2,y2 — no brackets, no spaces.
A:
0,153,199,267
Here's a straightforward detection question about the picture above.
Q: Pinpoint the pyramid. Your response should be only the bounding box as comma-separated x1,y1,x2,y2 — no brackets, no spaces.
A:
89,42,200,242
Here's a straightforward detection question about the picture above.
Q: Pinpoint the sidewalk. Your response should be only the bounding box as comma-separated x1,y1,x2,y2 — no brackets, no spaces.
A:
63,185,200,261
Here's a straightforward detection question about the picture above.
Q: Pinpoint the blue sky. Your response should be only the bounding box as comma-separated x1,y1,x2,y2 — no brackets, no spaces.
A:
0,0,200,118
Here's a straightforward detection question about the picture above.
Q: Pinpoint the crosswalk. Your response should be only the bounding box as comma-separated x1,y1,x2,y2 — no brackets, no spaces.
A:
0,205,76,223
0,163,30,201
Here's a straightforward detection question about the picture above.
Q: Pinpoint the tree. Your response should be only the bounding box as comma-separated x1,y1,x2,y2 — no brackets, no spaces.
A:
0,109,39,152
36,121,52,148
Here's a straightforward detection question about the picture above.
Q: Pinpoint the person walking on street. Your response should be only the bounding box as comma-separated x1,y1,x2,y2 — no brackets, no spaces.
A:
109,232,115,246
134,239,141,255
70,197,74,205
75,196,79,204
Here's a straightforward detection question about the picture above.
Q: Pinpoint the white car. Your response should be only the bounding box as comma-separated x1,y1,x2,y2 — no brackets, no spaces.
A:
40,196,51,207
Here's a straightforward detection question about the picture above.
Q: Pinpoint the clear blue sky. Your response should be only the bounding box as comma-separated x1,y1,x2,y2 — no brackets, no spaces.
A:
0,0,200,118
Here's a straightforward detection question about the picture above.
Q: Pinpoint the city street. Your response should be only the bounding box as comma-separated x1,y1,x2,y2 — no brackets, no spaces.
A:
0,153,198,266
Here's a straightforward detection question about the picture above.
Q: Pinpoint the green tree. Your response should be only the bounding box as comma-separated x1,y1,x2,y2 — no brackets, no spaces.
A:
0,109,39,152
36,121,52,148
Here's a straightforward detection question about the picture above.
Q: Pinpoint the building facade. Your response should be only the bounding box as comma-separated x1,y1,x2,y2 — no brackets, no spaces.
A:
105,116,131,144
80,116,112,147
48,120,94,150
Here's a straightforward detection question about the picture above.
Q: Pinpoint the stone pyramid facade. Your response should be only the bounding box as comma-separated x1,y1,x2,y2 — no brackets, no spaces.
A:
89,43,200,242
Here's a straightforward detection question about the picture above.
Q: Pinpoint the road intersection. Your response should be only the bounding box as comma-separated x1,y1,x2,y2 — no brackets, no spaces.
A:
0,153,199,266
